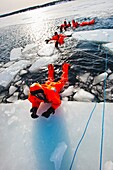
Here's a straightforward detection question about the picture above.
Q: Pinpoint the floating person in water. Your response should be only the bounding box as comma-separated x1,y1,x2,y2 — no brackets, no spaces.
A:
59,20,71,32
67,21,71,28
28,63,70,119
71,18,95,28
45,32,71,49
72,19,79,29
59,20,68,32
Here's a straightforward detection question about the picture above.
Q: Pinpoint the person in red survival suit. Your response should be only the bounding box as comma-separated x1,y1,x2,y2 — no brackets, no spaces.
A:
28,63,70,119
45,32,71,49
59,20,68,32
67,21,71,28
59,21,71,32
72,19,79,29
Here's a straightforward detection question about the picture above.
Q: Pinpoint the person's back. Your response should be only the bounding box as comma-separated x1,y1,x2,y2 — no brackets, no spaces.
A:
72,19,79,28
45,32,71,49
67,22,71,27
28,63,70,119
58,34,67,45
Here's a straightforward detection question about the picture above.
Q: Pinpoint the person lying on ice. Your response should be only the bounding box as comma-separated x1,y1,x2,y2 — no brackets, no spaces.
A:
45,32,71,49
28,63,70,119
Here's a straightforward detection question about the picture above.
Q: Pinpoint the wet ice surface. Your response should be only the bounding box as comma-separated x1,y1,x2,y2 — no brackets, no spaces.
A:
0,100,113,170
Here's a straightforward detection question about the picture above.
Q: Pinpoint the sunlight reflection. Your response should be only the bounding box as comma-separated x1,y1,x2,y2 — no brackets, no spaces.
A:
20,9,57,49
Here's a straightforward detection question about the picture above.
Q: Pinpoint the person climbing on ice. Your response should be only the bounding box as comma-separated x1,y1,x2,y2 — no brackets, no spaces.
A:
28,63,70,119
45,32,71,49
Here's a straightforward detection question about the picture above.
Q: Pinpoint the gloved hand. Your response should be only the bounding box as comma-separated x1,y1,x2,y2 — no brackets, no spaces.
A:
42,107,55,118
45,39,50,44
67,34,72,37
30,107,39,119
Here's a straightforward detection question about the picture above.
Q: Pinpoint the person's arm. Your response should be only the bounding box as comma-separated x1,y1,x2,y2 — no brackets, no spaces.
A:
28,94,40,119
45,39,50,44
45,35,55,44
42,90,61,118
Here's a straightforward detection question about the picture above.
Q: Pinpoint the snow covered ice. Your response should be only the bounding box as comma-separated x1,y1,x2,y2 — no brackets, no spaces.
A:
0,0,113,170
0,100,113,170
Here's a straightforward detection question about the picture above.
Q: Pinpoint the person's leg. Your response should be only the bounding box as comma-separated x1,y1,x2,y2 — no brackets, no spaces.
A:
60,26,63,33
55,41,59,49
60,63,70,84
48,64,54,82
52,63,70,93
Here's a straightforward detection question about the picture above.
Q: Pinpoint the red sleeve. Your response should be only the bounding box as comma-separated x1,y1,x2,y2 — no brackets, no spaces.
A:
59,34,67,38
46,89,61,109
51,93,61,109
50,35,57,41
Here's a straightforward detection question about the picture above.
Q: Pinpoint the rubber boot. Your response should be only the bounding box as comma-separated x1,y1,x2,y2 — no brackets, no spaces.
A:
48,64,54,82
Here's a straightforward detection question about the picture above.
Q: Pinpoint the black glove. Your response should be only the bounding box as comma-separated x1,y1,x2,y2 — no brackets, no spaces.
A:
30,107,39,119
67,34,72,37
45,39,50,44
42,107,55,118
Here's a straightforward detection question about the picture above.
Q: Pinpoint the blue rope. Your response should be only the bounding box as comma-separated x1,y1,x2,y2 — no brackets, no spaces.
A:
69,102,97,170
99,50,108,170
69,34,108,170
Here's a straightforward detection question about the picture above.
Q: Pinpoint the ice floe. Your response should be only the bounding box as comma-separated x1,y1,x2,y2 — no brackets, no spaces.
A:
72,29,113,43
0,60,30,87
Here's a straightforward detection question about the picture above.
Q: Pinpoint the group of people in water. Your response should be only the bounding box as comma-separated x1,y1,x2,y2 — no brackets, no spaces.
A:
45,31,71,49
45,18,95,49
28,18,95,119
45,19,79,49
58,19,79,32
58,18,95,32
28,19,73,119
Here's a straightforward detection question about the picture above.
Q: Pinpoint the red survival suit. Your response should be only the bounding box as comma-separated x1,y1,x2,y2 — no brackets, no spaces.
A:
59,21,71,32
80,19,95,26
28,63,70,110
72,20,79,28
50,33,68,46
